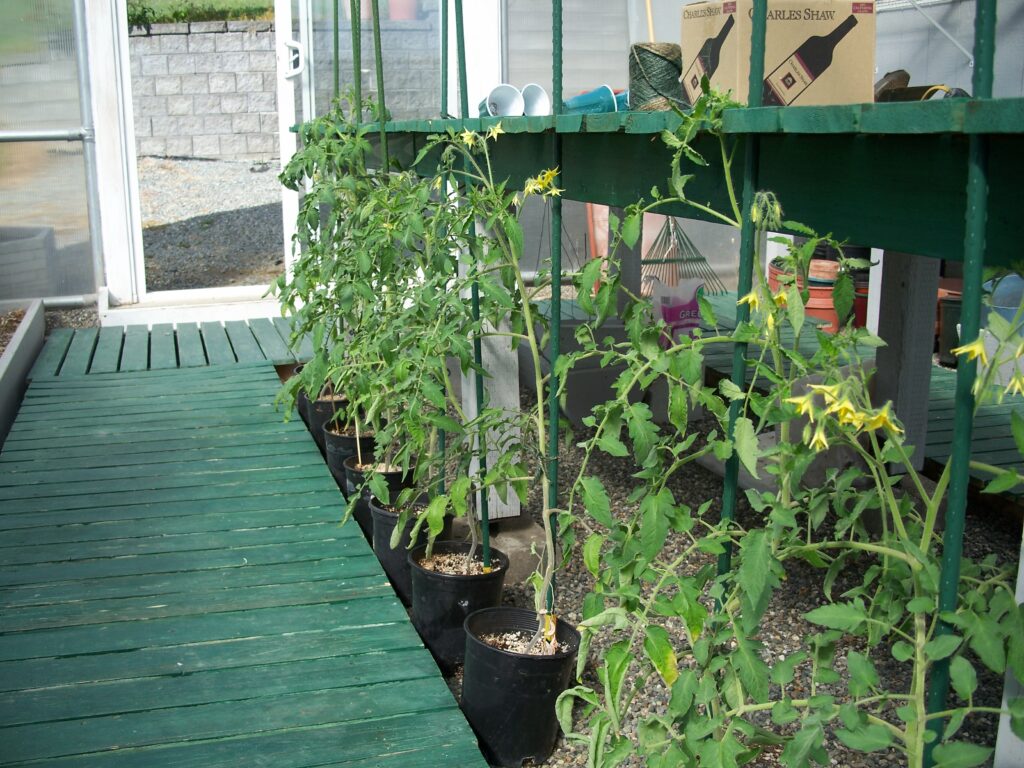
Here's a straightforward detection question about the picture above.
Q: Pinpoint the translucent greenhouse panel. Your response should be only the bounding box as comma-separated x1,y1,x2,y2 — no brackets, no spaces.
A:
0,2,94,301
0,141,94,300
307,0,442,120
0,2,82,132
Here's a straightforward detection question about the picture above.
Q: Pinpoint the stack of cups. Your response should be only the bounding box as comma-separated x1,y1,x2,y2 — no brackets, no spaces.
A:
478,83,552,117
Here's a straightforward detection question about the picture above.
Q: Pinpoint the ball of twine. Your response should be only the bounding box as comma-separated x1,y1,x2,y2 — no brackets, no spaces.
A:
628,43,686,112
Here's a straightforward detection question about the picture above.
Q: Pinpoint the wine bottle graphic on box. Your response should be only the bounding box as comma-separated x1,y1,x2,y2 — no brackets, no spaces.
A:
762,14,858,106
681,15,735,105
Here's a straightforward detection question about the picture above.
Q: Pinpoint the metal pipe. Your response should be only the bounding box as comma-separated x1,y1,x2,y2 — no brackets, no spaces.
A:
72,0,106,301
440,0,448,116
41,294,98,309
0,129,86,143
454,0,491,568
924,0,996,763
370,0,388,167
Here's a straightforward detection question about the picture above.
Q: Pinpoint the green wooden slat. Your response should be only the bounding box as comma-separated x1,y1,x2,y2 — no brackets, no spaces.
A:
0,474,332,517
14,384,284,419
0,435,313,473
118,325,150,372
248,317,294,364
175,322,208,367
0,537,362,590
273,315,315,360
0,649,434,725
0,549,359,609
3,570,385,632
148,323,178,369
8,400,280,434
3,706,484,768
0,618,422,693
2,678,455,762
0,521,351,567
200,321,236,365
87,326,125,374
223,319,265,363
58,327,99,376
27,328,73,379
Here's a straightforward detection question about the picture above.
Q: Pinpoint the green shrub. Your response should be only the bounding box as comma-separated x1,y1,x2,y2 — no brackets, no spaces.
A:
128,0,273,27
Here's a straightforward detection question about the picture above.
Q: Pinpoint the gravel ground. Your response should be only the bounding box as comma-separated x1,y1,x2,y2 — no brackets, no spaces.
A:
44,307,98,335
138,157,285,291
447,394,1022,768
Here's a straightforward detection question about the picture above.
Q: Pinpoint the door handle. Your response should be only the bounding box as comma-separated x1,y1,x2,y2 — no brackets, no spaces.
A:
283,39,305,79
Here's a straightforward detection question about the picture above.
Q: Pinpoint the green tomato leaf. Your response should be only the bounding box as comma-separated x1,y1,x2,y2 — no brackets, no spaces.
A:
892,641,915,662
644,626,679,686
1012,410,1024,457
925,634,963,661
583,533,604,578
982,470,1020,494
834,724,893,752
931,741,992,768
621,213,641,249
737,529,778,630
580,476,614,528
832,272,854,326
949,656,978,700
733,416,761,480
968,616,1006,673
846,651,879,697
805,602,866,632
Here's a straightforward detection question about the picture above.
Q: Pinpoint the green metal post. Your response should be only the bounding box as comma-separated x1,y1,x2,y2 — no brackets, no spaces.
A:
370,0,389,168
436,0,449,497
350,0,362,120
546,0,563,612
718,0,767,577
454,0,491,568
440,0,448,117
924,0,996,762
333,1,340,99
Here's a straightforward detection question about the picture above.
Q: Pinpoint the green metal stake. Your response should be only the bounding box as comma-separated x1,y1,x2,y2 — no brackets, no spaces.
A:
437,0,448,496
333,0,340,99
370,0,389,169
718,0,767,577
350,0,361,121
924,0,996,763
546,0,563,613
454,0,491,569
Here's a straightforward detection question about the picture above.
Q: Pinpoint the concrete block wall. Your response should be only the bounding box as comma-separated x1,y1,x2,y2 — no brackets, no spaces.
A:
129,21,279,161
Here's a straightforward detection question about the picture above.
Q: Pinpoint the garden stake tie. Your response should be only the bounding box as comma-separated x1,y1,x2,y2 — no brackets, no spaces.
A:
454,0,491,571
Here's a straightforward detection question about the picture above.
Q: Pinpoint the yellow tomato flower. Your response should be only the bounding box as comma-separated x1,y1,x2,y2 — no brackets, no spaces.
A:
828,399,865,430
543,185,563,198
1005,371,1024,398
808,383,840,402
737,290,762,313
951,338,989,366
766,311,776,332
863,403,903,434
785,393,815,421
809,425,830,452
486,122,505,140
523,177,543,196
538,167,560,187
459,129,477,147
772,290,788,307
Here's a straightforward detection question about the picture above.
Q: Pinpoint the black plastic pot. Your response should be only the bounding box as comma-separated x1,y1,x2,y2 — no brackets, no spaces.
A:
307,394,347,455
461,607,581,767
407,541,508,673
369,497,451,606
292,365,311,427
343,455,411,541
323,423,375,494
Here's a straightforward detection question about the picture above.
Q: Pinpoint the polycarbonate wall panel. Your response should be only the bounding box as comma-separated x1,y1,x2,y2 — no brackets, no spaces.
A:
0,1,94,300
0,141,94,300
309,0,442,120
0,2,82,132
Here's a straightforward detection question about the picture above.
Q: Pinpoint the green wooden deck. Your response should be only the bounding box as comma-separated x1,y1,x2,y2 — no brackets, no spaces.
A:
30,318,314,378
0,362,486,767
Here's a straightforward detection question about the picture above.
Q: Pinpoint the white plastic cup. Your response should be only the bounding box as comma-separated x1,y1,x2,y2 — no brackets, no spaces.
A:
478,84,525,117
521,83,552,116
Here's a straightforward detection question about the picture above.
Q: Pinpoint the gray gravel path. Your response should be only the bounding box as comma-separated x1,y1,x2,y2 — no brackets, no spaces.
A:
138,157,285,291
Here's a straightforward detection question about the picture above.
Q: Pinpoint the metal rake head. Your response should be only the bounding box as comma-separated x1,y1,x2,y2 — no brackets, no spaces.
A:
640,217,728,296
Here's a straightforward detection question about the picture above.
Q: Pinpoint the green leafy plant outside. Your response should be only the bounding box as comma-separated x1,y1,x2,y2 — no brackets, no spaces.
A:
128,0,272,28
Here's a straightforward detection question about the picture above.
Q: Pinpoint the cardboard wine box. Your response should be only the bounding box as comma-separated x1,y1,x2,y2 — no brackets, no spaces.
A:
681,0,875,106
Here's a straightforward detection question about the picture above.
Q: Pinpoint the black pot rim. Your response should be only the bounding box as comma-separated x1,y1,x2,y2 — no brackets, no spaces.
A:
368,494,431,519
343,454,404,475
407,540,508,581
464,606,580,662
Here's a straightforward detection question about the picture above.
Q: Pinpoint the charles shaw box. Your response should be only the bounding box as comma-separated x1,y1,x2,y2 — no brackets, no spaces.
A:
681,0,875,106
